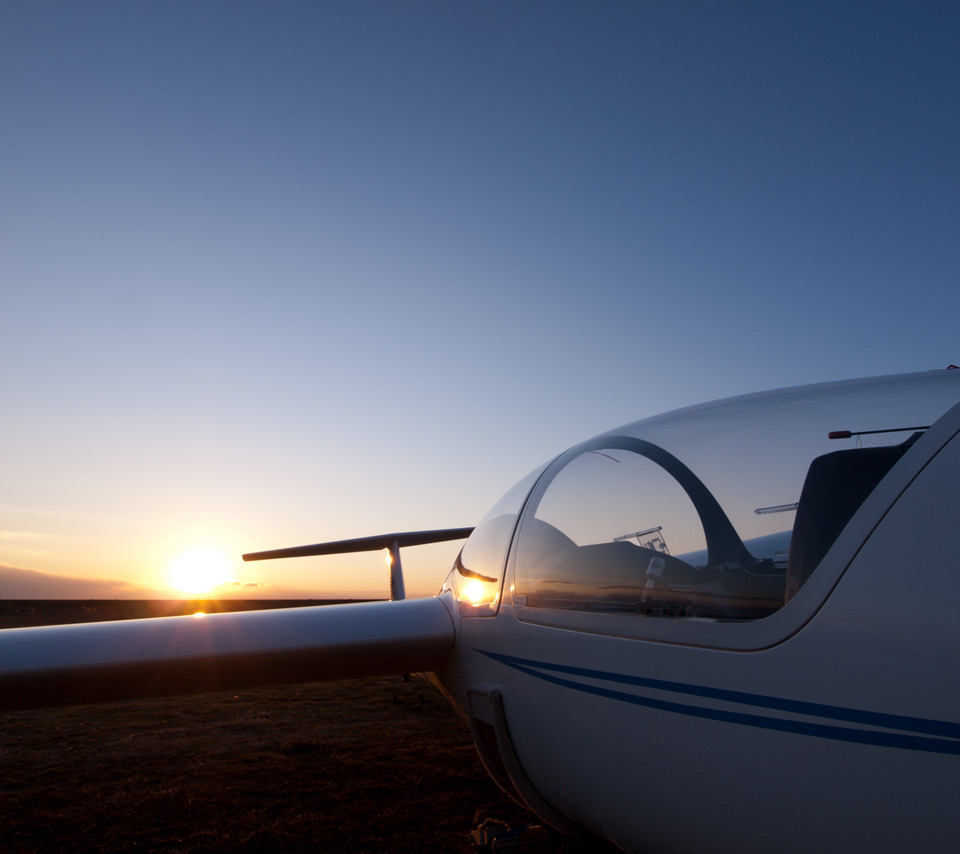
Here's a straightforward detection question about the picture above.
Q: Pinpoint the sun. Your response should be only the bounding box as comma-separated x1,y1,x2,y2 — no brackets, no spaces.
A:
166,548,232,596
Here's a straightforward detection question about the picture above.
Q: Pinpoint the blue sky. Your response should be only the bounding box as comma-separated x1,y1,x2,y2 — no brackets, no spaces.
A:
2,1,958,599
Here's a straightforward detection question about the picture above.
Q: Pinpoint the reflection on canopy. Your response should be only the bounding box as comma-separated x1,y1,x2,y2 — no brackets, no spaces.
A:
512,371,959,622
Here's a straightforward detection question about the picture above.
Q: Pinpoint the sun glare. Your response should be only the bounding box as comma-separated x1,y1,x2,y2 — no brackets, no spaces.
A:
167,548,232,596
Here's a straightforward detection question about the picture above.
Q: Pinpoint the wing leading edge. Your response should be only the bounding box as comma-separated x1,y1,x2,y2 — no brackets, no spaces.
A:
0,597,455,711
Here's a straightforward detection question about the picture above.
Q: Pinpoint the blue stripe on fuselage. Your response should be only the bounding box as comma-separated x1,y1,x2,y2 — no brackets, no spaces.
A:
477,649,960,755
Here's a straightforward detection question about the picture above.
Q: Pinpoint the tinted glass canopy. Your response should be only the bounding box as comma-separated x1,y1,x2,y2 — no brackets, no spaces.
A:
508,370,960,621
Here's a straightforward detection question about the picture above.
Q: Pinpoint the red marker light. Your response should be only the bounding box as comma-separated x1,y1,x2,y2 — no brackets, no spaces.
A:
828,430,852,439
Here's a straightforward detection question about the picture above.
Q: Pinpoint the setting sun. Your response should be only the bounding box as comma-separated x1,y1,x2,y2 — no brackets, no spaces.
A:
166,548,232,595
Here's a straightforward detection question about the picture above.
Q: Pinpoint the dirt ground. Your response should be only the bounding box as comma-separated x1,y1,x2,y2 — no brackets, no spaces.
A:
0,603,616,853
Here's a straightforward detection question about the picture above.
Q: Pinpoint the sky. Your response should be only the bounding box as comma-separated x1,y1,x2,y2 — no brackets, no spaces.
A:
2,1,958,600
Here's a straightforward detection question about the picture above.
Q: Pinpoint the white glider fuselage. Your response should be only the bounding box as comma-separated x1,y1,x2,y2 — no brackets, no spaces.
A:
435,370,960,852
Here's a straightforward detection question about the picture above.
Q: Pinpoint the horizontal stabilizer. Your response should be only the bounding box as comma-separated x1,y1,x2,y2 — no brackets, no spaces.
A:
242,527,474,562
0,597,455,711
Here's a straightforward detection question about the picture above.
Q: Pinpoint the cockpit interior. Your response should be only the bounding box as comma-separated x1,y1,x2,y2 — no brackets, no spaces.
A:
512,430,918,621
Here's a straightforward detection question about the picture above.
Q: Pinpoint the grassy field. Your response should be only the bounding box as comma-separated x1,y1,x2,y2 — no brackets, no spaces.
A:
1,603,614,852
